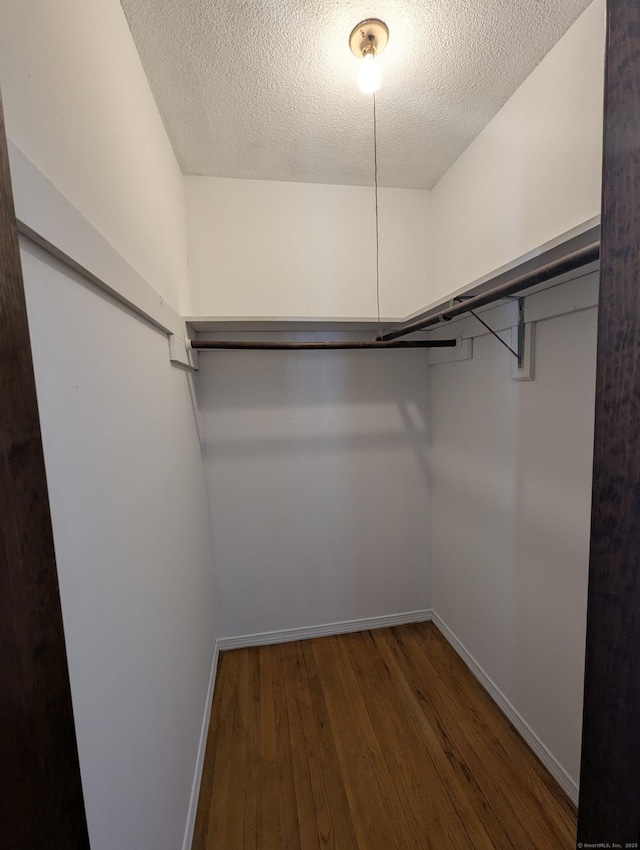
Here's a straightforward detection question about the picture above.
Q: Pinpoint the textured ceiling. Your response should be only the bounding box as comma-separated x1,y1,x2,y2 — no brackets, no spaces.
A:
120,0,592,189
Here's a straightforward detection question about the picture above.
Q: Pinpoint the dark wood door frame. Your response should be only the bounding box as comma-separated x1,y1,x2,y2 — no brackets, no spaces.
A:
0,92,90,847
578,0,640,843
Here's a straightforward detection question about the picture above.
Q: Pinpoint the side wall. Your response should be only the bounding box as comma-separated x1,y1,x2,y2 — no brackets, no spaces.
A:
21,239,216,850
1,1,216,846
186,177,433,320
195,348,432,639
430,0,605,306
430,293,598,789
0,0,191,313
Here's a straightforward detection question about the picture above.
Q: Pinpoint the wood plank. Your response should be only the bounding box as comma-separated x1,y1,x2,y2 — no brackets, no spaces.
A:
280,641,321,850
578,0,640,842
256,645,282,849
415,626,575,827
193,653,231,848
271,643,303,850
193,652,240,850
309,634,407,850
298,641,359,849
343,629,488,850
226,649,251,847
383,624,575,848
0,90,89,849
195,624,578,849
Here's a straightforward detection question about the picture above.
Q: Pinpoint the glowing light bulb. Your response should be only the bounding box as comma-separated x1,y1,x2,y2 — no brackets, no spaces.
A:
358,52,381,95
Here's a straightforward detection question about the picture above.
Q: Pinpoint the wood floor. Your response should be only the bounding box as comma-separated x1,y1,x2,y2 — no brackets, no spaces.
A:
193,622,577,849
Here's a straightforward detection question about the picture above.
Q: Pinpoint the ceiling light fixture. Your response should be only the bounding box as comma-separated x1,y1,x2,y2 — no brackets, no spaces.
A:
349,18,389,95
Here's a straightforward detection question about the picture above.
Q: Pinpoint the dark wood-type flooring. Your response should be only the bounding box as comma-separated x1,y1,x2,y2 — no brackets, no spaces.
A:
193,622,576,849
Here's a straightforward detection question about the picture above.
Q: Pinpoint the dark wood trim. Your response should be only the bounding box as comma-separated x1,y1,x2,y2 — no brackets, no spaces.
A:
0,93,90,848
191,339,457,350
578,0,640,842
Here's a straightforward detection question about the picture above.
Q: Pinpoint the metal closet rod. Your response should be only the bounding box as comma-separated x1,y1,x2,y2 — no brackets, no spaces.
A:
190,339,458,351
378,241,601,342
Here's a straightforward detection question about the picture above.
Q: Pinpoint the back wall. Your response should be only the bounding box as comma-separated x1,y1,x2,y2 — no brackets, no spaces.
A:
195,347,433,639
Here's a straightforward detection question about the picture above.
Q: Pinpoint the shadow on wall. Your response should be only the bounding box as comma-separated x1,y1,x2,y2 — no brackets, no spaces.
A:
194,349,433,638
196,348,432,482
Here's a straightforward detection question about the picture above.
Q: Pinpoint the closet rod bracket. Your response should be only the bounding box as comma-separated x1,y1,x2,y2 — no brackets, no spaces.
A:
455,296,525,369
168,334,199,371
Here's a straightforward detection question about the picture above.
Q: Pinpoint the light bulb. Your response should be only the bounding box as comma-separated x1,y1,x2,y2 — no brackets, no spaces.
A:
358,52,381,95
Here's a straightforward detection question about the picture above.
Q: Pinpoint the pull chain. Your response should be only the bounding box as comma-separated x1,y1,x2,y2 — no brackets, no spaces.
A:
373,92,382,341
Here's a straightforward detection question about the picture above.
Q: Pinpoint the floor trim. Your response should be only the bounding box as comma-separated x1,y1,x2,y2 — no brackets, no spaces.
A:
216,609,434,651
181,641,220,850
431,611,579,806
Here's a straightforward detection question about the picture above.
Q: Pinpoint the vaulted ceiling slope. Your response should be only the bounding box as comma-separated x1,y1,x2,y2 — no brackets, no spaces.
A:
120,0,592,189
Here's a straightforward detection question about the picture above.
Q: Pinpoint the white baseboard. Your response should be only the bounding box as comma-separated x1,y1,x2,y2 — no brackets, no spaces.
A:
181,641,220,850
431,611,579,806
216,609,434,651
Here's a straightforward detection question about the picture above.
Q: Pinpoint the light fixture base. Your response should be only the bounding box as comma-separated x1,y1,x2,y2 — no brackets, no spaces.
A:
349,19,389,59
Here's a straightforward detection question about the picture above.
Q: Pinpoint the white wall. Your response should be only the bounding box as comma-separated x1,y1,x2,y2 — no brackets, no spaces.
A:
195,347,432,638
185,0,604,323
186,177,432,320
430,0,605,305
430,295,597,787
0,0,191,314
21,240,216,850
